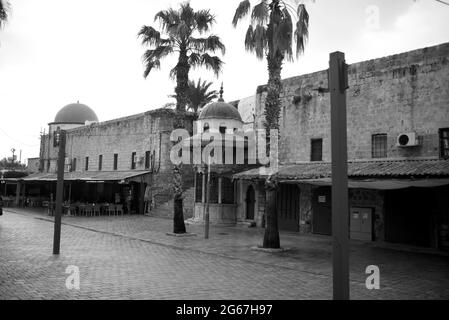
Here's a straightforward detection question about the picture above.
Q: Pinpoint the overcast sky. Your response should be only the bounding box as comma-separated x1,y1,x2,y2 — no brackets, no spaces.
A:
0,0,448,162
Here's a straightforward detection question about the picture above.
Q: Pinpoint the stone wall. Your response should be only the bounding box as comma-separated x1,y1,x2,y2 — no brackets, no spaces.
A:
254,42,449,163
40,109,193,176
39,109,195,212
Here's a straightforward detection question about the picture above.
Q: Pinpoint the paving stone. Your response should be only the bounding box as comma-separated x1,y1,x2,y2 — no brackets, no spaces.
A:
1,209,448,299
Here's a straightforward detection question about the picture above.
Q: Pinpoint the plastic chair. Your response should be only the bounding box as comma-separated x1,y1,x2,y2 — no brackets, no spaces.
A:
106,204,116,216
115,204,123,216
84,204,93,216
78,204,86,216
93,205,101,216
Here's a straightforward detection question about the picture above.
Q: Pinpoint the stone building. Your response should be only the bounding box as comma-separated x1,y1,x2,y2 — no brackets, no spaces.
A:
233,42,449,249
16,102,195,216
25,157,40,173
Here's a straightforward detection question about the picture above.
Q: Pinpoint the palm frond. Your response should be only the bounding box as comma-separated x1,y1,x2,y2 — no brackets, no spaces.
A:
175,22,191,40
154,8,179,32
232,0,251,27
143,59,161,78
188,52,202,66
294,3,309,57
273,8,293,61
191,53,223,77
244,25,255,52
190,35,226,55
137,26,161,46
185,78,219,112
195,9,215,33
179,2,195,28
253,25,267,59
251,0,269,26
141,46,173,78
0,0,9,28
169,66,178,80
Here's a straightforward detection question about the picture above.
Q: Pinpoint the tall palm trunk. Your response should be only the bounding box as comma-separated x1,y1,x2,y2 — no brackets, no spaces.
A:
262,51,283,248
175,47,190,113
172,47,190,234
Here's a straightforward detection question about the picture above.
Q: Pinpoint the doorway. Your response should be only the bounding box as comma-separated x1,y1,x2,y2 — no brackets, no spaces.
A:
277,184,300,232
312,187,332,235
385,187,432,247
246,185,255,220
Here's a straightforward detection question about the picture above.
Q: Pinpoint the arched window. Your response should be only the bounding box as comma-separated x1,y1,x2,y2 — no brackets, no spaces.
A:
219,123,226,134
203,122,210,132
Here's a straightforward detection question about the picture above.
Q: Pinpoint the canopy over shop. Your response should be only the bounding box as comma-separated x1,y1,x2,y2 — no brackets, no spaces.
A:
1,170,152,214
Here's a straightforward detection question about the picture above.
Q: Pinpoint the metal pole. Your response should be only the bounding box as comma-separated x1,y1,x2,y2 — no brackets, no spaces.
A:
204,157,211,239
329,51,349,300
53,129,66,255
139,176,145,215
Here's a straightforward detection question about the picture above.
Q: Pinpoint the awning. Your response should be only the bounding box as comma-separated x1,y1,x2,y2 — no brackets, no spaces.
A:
233,159,449,180
18,170,151,183
279,178,449,190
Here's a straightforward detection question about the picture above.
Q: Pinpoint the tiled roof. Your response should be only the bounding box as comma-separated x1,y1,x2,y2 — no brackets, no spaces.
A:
19,170,150,182
233,159,449,181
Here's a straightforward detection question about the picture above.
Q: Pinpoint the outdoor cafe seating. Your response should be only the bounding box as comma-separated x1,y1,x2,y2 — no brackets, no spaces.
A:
45,201,126,217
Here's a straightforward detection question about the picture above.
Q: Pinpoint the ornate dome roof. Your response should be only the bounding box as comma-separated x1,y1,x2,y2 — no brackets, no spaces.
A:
53,102,98,124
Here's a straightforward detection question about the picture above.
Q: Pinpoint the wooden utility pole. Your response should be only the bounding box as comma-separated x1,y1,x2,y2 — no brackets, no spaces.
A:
329,51,349,300
53,128,66,255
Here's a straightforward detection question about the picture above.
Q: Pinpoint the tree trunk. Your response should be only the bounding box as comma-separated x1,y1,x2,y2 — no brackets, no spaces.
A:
175,47,190,113
172,47,190,234
262,51,283,248
263,179,280,248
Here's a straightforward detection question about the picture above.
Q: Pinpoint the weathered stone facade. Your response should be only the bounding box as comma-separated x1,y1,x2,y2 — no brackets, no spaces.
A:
39,109,195,211
254,42,449,163
237,42,449,244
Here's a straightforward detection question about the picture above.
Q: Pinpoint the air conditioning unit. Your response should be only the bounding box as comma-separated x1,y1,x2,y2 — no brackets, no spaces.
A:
396,132,419,147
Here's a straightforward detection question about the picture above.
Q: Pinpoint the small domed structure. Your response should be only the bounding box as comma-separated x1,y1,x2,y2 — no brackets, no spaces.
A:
199,101,243,122
196,84,243,134
52,102,98,125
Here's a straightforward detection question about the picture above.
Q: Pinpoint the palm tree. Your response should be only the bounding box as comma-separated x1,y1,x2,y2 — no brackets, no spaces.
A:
0,0,9,29
138,2,225,234
169,78,219,113
232,0,309,248
187,78,219,113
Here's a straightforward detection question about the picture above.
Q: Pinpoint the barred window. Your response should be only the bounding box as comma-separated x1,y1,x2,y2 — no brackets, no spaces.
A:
145,151,151,169
131,152,136,169
311,139,323,161
113,154,118,170
221,177,234,204
372,134,387,158
98,155,103,171
440,128,449,159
